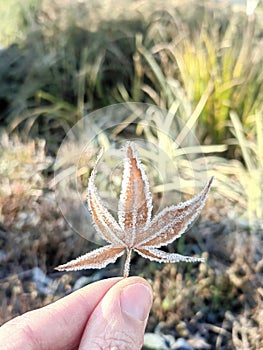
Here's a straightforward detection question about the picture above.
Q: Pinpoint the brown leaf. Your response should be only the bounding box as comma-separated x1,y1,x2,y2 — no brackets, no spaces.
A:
56,142,213,277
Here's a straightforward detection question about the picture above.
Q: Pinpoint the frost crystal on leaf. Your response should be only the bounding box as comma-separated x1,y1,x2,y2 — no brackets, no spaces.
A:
55,141,214,277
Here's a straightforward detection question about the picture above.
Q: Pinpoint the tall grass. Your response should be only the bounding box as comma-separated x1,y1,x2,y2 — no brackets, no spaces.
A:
1,0,262,147
228,112,263,229
1,0,263,230
199,111,263,231
0,2,135,140
131,5,263,143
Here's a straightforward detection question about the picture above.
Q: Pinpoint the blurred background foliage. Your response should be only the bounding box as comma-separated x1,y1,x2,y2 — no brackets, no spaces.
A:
0,0,262,145
0,1,263,349
0,0,262,228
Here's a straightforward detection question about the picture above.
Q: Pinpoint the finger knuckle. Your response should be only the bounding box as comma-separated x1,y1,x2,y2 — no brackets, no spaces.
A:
90,330,143,350
8,313,41,349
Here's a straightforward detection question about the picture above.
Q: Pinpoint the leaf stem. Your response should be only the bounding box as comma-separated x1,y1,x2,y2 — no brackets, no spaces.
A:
123,249,132,278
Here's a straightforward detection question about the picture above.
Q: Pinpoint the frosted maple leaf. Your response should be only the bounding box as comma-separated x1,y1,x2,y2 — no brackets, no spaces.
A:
56,142,213,277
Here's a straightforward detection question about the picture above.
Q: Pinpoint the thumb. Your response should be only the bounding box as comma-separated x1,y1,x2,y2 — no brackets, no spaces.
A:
79,277,153,350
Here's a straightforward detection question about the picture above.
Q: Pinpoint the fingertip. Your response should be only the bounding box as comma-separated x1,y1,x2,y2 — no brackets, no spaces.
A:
120,282,152,321
78,276,153,349
118,275,153,290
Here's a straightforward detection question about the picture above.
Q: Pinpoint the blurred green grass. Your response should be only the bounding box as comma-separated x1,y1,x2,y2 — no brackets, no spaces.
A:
1,0,262,228
0,0,262,145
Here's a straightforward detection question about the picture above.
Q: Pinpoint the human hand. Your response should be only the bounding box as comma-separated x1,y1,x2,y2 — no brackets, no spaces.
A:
0,276,153,350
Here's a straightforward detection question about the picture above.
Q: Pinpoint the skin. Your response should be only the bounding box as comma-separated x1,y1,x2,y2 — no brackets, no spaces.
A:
0,277,153,350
